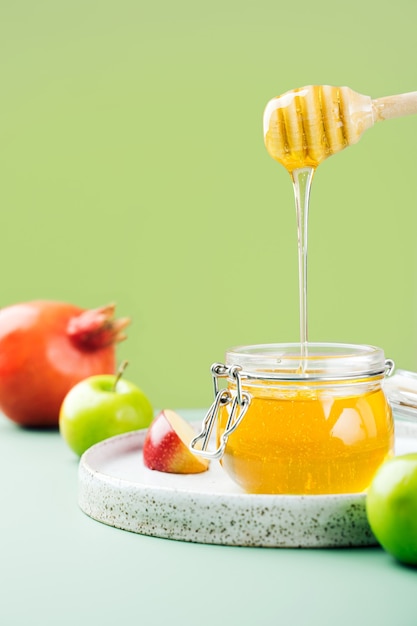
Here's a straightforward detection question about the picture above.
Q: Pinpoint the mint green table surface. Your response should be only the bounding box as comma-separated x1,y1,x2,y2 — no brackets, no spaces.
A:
1,410,416,626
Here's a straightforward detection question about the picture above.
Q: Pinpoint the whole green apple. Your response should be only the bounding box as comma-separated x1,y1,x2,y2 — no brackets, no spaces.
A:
59,371,153,456
366,453,417,566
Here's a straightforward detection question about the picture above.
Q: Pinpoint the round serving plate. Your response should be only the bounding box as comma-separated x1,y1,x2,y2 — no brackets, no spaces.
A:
78,419,417,548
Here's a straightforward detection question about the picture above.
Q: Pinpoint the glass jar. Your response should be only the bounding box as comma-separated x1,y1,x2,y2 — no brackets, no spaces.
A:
191,343,394,495
384,369,417,422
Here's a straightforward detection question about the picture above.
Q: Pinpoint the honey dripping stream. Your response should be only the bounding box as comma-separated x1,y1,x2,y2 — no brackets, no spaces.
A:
292,167,315,371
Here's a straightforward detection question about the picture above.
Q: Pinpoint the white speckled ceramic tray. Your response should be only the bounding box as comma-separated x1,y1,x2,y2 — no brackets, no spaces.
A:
78,419,417,548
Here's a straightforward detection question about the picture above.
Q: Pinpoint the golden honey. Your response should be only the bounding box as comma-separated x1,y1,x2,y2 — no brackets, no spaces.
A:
216,343,394,495
263,85,374,172
192,90,408,496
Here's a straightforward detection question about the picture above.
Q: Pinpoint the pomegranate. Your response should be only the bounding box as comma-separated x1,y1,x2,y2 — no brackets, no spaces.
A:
0,300,130,428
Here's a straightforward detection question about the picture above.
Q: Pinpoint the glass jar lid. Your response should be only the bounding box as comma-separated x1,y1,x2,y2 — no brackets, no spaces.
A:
384,369,417,421
225,342,390,381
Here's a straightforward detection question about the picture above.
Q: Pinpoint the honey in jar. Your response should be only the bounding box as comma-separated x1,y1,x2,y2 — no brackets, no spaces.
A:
212,343,394,495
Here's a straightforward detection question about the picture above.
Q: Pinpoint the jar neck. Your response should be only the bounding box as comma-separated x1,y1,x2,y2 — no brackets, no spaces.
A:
227,373,385,395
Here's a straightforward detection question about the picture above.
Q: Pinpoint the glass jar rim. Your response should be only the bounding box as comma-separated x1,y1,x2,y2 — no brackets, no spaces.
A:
225,342,388,381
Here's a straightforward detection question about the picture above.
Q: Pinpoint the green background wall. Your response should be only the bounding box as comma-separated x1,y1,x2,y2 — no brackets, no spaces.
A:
1,1,416,410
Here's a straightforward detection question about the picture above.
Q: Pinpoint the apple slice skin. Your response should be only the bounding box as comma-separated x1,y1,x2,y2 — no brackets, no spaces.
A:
143,410,209,474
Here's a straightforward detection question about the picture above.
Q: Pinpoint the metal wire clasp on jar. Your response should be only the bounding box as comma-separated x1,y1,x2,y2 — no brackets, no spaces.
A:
190,343,396,495
190,363,252,461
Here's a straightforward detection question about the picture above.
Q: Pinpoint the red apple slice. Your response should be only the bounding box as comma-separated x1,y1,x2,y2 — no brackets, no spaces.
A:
143,409,209,474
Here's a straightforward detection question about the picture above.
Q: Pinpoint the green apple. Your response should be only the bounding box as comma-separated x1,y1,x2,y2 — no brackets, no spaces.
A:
59,366,153,456
366,453,417,566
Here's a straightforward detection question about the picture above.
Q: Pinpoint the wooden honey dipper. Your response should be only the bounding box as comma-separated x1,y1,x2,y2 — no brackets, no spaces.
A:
263,85,417,172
